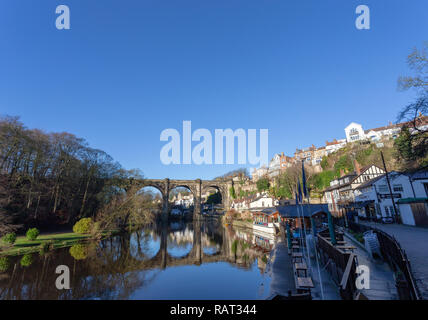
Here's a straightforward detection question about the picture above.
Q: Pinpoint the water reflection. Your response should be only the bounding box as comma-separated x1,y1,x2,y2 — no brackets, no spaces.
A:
0,220,279,300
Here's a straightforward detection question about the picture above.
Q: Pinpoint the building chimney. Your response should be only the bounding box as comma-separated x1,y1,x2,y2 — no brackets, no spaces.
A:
354,159,361,175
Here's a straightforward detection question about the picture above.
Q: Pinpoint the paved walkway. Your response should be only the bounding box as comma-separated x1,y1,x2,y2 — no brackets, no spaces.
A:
361,222,428,300
344,232,397,300
268,240,296,297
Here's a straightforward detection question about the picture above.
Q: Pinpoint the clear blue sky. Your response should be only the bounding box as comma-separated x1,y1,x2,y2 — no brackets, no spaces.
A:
1,1,427,179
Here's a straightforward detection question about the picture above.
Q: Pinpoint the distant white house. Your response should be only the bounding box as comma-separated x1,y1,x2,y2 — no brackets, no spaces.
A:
173,193,194,208
231,198,250,211
345,122,366,143
325,139,347,155
251,166,269,181
249,193,279,209
344,116,428,144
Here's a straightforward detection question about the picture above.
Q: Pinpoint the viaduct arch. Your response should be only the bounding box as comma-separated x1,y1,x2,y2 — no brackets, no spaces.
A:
130,178,233,220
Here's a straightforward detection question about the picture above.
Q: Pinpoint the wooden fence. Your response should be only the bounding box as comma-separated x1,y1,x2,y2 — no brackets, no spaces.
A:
316,230,359,300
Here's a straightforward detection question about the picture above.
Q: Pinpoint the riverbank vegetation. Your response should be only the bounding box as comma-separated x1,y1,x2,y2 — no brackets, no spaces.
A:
0,116,160,247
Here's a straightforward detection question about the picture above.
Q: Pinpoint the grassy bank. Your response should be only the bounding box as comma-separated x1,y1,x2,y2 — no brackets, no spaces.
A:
0,230,118,257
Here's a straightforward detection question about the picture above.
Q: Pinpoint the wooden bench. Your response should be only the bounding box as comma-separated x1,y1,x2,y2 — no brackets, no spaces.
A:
292,252,303,263
292,245,300,252
336,245,356,253
294,262,308,277
296,277,314,292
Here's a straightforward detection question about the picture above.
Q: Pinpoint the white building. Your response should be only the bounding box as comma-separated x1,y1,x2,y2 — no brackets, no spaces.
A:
354,171,428,226
325,139,347,155
249,193,279,209
252,166,269,181
344,116,428,144
345,122,366,143
174,193,194,208
231,198,250,211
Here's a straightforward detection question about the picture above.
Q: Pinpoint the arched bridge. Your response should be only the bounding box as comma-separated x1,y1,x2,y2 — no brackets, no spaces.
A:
130,178,234,220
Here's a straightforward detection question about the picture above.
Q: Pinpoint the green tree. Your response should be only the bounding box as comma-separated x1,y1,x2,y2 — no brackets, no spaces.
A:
229,186,236,199
256,178,270,192
20,254,33,267
394,126,415,161
73,217,94,234
69,244,89,260
26,228,39,241
334,155,353,175
1,232,16,245
320,156,329,170
0,257,10,272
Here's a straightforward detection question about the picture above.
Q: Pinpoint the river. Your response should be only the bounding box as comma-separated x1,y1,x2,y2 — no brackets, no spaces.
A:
0,220,292,300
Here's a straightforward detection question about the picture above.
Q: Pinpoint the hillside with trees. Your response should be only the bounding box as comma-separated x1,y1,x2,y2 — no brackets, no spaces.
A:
0,116,153,233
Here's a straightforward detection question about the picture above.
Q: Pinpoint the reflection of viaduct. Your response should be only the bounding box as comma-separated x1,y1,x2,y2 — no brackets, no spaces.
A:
124,221,235,271
131,178,234,220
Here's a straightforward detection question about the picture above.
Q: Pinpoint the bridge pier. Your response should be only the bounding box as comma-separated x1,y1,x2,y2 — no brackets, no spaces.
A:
161,178,170,223
193,179,202,220
193,219,202,265
160,222,168,269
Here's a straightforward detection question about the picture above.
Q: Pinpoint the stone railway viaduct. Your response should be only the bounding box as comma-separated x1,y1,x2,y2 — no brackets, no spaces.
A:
130,178,234,220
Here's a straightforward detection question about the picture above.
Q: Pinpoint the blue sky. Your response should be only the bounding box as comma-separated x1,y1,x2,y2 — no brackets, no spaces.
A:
1,1,427,179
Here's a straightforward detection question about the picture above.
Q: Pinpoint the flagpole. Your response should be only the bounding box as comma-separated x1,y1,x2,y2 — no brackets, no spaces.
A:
301,161,324,300
297,179,310,269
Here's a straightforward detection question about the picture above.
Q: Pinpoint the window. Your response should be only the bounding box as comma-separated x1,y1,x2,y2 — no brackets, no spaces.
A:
351,135,360,141
393,184,403,192
378,185,389,193
424,183,428,197
384,206,390,217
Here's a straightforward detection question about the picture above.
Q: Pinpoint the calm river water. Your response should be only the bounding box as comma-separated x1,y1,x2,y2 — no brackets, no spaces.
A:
0,220,283,300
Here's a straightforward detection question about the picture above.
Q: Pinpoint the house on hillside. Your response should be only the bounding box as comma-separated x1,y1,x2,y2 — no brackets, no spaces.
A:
325,139,347,155
345,122,366,143
344,115,428,144
323,162,385,217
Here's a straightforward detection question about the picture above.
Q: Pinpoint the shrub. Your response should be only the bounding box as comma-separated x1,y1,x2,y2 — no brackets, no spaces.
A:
69,244,88,260
73,218,94,234
20,254,33,267
2,232,17,245
26,228,40,241
0,256,10,272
